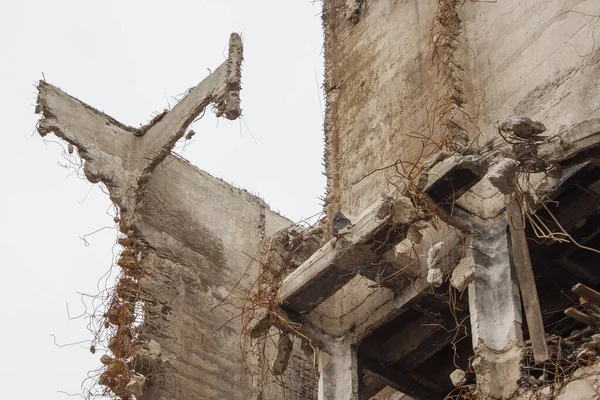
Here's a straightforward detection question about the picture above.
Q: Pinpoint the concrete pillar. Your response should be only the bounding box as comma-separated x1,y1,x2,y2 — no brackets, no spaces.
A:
467,216,523,399
318,336,359,400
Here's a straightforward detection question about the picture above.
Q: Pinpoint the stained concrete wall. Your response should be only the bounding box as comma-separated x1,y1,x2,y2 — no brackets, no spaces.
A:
136,155,310,399
323,0,440,218
323,0,600,219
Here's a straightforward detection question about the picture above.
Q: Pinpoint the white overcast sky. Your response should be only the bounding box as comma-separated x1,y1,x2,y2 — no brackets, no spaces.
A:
0,1,325,398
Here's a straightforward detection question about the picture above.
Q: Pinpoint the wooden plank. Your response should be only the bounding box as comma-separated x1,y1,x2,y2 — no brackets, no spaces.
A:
280,197,412,314
580,297,600,316
573,283,600,309
507,196,550,363
565,308,599,327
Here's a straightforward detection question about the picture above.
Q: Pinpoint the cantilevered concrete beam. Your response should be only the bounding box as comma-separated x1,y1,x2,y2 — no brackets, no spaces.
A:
539,118,600,167
280,196,418,314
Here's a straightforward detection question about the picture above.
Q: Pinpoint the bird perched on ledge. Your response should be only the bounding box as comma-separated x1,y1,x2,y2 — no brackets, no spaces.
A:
332,212,353,238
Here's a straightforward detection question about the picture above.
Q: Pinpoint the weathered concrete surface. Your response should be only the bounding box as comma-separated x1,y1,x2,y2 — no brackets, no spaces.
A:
35,36,319,398
136,156,304,399
318,336,359,400
322,0,441,219
323,0,600,220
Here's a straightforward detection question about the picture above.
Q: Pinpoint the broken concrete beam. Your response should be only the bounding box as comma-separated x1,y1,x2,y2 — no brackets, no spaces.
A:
137,33,243,173
280,196,415,314
539,118,600,167
345,230,463,342
272,333,293,375
246,306,330,352
416,153,488,210
35,33,243,230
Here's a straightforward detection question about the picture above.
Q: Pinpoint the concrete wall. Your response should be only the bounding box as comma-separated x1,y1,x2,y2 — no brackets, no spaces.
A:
323,0,600,219
323,0,440,218
136,155,312,399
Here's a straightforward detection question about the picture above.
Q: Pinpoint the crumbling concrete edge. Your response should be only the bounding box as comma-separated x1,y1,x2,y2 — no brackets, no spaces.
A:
34,33,244,400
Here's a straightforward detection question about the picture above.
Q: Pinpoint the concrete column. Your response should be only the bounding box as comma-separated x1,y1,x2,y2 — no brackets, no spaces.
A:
318,336,359,400
467,216,523,399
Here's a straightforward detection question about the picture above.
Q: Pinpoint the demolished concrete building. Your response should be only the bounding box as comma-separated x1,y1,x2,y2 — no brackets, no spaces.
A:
35,1,600,399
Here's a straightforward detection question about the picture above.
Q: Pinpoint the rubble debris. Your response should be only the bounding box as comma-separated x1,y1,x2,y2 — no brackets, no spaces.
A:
450,368,467,387
406,225,423,244
498,115,546,139
450,255,475,291
427,268,443,288
391,196,418,224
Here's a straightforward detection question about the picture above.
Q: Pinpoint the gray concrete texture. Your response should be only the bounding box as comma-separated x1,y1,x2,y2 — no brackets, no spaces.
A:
322,0,600,219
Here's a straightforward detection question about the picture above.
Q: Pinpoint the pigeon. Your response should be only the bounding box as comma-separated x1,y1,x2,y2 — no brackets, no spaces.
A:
332,212,353,237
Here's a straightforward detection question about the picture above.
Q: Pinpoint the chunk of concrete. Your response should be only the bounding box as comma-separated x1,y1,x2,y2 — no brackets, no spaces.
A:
450,369,467,387
427,268,443,288
450,255,476,292
498,115,546,137
427,242,445,270
487,158,519,195
406,225,423,244
391,196,418,225
272,333,293,376
557,379,596,400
